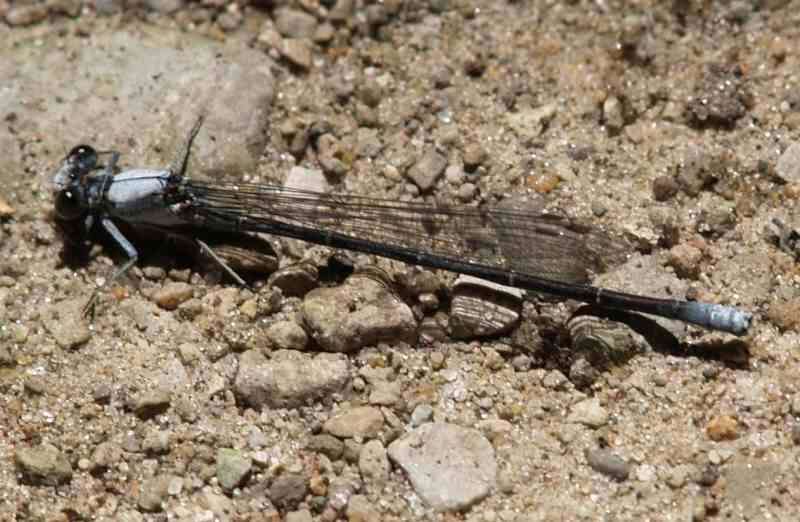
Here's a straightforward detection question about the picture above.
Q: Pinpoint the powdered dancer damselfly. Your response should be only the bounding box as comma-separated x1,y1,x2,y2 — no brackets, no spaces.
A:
51,117,752,335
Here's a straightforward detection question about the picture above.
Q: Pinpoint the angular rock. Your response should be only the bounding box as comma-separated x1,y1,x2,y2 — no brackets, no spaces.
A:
216,448,252,491
324,406,384,439
15,444,73,486
302,276,416,353
269,473,308,510
266,320,308,351
275,8,318,39
133,389,172,419
138,474,174,512
388,423,496,512
567,398,609,428
306,434,344,460
235,349,350,409
347,494,381,522
359,439,390,484
41,301,91,350
506,103,557,140
406,149,447,192
776,142,800,184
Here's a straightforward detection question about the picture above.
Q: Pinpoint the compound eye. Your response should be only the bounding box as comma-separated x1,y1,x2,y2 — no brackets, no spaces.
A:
54,189,85,221
67,145,98,178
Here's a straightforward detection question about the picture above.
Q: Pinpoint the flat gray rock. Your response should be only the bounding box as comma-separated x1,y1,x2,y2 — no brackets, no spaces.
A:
388,422,496,512
8,28,273,180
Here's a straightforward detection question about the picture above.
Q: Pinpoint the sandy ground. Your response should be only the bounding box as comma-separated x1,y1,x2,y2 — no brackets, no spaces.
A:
1,1,800,521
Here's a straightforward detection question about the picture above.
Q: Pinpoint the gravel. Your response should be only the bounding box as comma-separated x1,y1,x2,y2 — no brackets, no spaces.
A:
1,2,797,521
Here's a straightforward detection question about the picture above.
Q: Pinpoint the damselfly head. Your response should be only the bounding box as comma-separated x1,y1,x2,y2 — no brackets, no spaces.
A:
66,145,98,175
52,145,98,192
52,144,97,221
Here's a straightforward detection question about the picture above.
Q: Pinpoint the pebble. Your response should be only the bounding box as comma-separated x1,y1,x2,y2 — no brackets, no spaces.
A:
542,370,568,390
91,441,123,471
776,142,800,184
343,439,362,464
144,0,182,14
286,509,314,522
280,38,313,70
706,415,739,441
133,389,171,419
696,463,719,486
791,394,800,416
14,444,73,486
406,149,448,192
358,439,390,484
177,342,202,365
216,448,252,491
477,419,512,444
369,380,402,406
635,463,657,482
285,165,330,194
301,275,416,353
463,142,488,171
346,494,381,522
569,358,599,389
0,196,14,218
687,63,751,127
314,22,335,43
567,398,609,428
306,434,345,460
269,473,308,510
4,4,47,26
652,175,679,201
142,266,166,281
234,349,350,409
324,406,384,439
217,11,243,32
358,79,383,108
766,299,800,332
317,134,348,177
275,8,318,39
411,404,434,426
445,164,465,184
142,429,171,455
666,464,693,489
791,424,800,445
585,448,630,481
603,96,625,132
23,376,47,395
328,0,354,22
266,320,308,351
42,303,91,350
138,474,175,512
387,422,496,512
152,282,193,310
666,243,703,280
505,103,557,140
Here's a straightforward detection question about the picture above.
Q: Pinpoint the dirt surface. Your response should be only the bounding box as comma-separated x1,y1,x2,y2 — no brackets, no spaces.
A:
1,1,800,521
